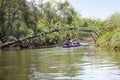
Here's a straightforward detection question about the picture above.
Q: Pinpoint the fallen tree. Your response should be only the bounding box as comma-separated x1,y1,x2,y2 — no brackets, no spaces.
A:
0,28,99,49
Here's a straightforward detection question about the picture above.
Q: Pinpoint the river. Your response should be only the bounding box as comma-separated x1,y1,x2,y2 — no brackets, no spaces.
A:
0,46,120,80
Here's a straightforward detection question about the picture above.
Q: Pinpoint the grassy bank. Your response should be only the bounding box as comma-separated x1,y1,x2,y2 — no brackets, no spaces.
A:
97,31,120,51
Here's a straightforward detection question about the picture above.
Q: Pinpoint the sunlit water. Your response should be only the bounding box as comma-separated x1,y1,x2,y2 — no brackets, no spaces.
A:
0,46,120,80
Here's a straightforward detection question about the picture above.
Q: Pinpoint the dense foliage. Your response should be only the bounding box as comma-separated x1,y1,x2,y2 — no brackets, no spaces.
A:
0,0,87,48
0,0,119,50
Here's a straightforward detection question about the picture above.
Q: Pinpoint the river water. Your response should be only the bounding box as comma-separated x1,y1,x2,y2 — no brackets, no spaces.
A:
0,46,120,80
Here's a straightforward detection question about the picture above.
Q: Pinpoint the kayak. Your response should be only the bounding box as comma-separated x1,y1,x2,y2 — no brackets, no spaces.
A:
63,43,81,48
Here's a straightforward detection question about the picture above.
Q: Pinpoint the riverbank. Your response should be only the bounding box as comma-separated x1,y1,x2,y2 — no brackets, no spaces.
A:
0,44,59,51
0,40,94,50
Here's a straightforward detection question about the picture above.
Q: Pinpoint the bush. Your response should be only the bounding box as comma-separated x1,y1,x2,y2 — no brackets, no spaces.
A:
110,31,120,50
97,32,113,48
97,30,120,51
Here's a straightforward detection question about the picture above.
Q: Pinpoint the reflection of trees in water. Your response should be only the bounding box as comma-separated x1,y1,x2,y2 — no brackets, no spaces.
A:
100,51,120,69
0,50,33,80
1,48,120,80
28,48,85,79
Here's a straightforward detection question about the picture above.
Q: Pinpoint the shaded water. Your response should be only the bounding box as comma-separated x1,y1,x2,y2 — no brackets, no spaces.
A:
0,46,120,80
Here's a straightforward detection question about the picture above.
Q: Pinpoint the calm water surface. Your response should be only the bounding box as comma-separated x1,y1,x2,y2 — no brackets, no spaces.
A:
0,46,120,80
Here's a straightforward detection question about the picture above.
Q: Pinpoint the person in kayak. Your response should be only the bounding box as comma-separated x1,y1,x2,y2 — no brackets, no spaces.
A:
63,40,70,46
63,38,74,46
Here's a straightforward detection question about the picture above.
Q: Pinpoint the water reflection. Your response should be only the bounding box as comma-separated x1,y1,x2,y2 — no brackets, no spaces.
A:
0,47,120,80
